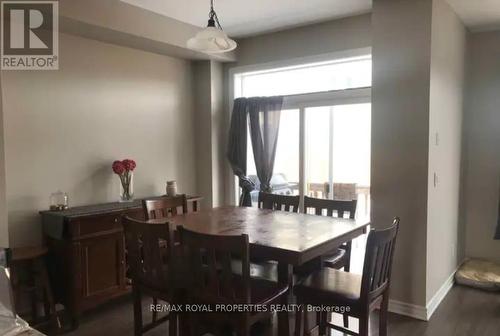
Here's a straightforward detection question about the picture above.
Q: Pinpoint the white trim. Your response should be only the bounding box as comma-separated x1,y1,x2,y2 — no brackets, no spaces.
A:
283,88,371,109
425,265,460,320
228,47,372,78
388,265,460,321
388,300,427,321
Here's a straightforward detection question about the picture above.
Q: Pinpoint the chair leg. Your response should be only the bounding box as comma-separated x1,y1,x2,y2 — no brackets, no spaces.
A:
358,314,369,336
36,258,61,331
132,286,143,336
379,293,389,336
188,313,198,336
343,313,349,328
169,312,177,336
152,297,158,322
318,311,327,335
237,322,250,336
294,302,303,336
344,241,352,273
303,305,312,336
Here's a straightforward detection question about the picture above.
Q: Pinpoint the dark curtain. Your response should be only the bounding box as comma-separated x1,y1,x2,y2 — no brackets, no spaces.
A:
227,98,254,206
248,96,284,193
495,184,500,239
227,96,283,206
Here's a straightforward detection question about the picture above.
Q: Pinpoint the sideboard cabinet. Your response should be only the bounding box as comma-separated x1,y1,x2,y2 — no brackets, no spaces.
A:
40,196,201,328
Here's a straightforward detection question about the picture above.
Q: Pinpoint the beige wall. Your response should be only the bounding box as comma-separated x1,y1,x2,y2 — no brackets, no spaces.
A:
193,61,226,208
193,62,214,207
210,61,226,207
372,0,433,307
230,14,371,68
1,33,197,246
463,30,500,263
0,78,7,247
426,0,467,303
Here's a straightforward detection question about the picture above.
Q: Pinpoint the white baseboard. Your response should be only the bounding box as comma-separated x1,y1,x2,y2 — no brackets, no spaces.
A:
425,265,459,320
388,265,459,321
388,300,427,321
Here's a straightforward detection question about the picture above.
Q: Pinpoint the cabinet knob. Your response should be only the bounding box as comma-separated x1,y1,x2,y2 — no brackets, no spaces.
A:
114,218,119,223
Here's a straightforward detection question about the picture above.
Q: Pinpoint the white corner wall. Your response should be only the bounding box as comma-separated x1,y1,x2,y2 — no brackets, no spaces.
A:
426,0,467,308
0,77,7,247
372,0,432,308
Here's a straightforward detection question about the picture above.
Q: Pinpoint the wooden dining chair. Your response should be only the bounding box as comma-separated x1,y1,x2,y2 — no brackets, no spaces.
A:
303,196,357,271
294,218,400,336
177,226,289,336
8,246,62,333
122,216,180,336
258,192,300,212
142,194,188,220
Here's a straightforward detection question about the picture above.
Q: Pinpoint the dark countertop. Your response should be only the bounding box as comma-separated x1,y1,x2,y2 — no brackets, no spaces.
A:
39,195,202,219
40,195,202,239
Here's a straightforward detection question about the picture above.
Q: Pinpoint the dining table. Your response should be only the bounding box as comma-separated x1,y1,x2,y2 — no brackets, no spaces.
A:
146,206,370,336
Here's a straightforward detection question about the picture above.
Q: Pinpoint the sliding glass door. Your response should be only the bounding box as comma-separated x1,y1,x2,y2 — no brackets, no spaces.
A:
233,53,372,215
244,103,371,216
305,104,371,217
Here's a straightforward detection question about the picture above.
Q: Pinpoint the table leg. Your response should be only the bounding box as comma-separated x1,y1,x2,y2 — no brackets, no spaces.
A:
277,262,292,336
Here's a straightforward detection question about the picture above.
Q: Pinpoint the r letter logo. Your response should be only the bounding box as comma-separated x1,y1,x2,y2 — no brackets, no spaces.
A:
1,1,58,70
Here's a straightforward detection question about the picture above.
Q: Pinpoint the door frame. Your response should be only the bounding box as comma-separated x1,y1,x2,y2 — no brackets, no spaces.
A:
227,48,372,206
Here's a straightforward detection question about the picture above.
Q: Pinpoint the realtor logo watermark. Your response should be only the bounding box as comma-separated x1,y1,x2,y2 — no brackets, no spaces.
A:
1,1,58,70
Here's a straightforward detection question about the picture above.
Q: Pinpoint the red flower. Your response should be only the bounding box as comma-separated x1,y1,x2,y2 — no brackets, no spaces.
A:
112,160,125,175
122,159,136,171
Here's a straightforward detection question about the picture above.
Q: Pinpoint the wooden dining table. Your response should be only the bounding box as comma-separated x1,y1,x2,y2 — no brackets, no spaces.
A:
146,206,370,336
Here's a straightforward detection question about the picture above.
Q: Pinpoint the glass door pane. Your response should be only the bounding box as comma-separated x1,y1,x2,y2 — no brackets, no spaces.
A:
247,109,300,206
305,104,371,218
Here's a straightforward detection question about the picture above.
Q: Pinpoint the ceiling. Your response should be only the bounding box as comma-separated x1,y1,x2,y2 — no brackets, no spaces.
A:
447,0,500,32
120,0,371,38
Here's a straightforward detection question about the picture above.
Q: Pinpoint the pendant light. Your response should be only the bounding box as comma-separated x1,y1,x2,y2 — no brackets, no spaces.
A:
187,0,237,53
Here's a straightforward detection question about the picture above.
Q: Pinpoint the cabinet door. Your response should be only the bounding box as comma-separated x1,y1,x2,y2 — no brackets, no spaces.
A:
79,233,125,300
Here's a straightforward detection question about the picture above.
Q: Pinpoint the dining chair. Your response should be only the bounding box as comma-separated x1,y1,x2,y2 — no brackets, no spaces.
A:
8,246,62,333
122,216,180,336
303,196,358,329
177,226,289,336
294,218,400,336
303,196,357,271
142,194,188,220
258,192,300,213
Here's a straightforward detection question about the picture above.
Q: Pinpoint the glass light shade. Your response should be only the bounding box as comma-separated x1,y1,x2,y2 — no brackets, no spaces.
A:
187,26,237,53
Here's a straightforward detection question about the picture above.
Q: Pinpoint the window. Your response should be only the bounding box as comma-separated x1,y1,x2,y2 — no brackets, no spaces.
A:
232,53,371,218
235,55,371,98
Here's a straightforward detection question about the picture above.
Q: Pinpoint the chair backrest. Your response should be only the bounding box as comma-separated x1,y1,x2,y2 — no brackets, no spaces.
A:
177,226,251,304
258,192,300,213
142,194,188,220
333,183,357,201
122,216,176,292
303,196,357,219
360,218,400,302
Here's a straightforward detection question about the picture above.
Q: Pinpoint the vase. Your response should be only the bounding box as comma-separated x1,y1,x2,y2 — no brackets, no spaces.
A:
119,171,134,202
166,180,177,197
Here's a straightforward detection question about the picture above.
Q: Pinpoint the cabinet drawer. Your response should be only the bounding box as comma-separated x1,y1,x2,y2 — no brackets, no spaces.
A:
69,214,123,238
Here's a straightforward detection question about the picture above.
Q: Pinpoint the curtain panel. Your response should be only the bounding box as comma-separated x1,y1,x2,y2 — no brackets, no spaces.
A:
248,97,283,193
227,96,284,206
495,183,500,239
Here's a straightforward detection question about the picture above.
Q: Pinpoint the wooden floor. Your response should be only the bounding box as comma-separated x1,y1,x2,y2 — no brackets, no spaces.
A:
64,285,500,336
